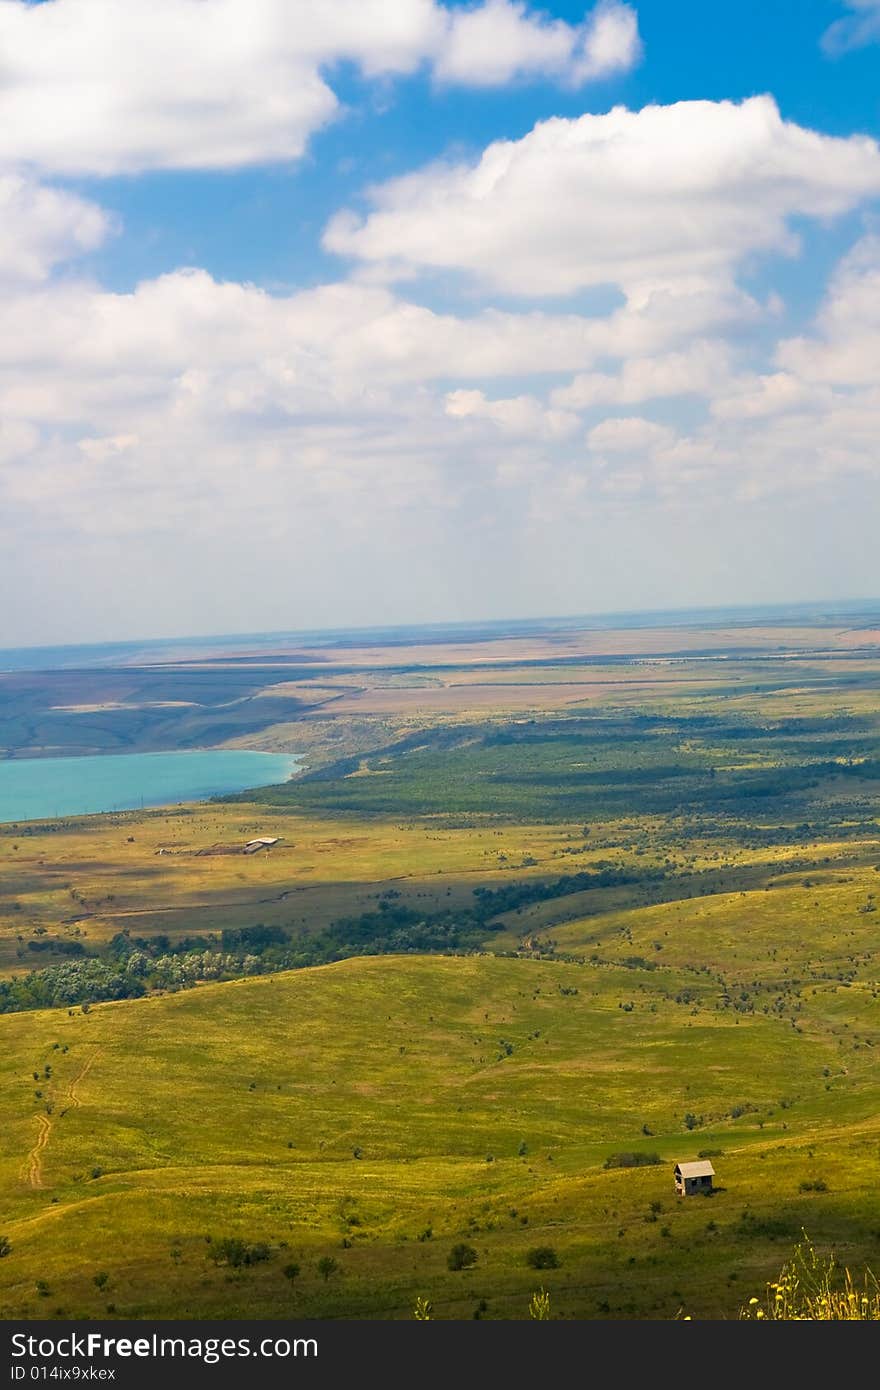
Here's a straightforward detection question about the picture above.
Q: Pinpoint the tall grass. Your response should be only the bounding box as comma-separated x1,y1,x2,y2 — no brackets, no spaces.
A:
740,1236,880,1320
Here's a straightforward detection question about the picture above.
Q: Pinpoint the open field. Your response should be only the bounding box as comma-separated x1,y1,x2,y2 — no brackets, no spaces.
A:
0,807,583,970
2,954,880,1321
1,606,880,1319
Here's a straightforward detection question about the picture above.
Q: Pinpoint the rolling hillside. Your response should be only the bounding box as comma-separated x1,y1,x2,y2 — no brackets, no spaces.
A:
2,950,879,1320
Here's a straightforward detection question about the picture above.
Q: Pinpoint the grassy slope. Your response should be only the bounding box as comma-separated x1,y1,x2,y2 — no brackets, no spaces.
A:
2,621,879,1320
2,952,880,1321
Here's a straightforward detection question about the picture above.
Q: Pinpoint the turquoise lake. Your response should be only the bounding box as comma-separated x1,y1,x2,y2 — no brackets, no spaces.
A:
0,750,303,824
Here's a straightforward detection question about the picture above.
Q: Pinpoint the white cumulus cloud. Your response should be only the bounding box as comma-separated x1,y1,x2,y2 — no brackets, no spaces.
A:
0,0,641,176
324,96,880,296
435,0,640,87
0,174,110,283
776,235,880,386
710,372,824,421
445,387,579,437
551,341,732,409
587,416,674,453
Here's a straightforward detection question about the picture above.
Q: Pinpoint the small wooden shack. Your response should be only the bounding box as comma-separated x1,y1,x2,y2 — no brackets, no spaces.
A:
674,1159,715,1196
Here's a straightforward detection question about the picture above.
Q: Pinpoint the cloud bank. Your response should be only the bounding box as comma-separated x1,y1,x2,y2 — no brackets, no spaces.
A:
0,31,879,639
0,0,641,175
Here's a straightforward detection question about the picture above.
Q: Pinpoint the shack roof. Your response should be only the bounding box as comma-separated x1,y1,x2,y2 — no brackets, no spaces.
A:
675,1160,715,1178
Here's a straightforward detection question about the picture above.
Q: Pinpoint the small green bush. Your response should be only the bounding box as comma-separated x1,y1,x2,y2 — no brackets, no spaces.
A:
525,1246,559,1270
209,1238,271,1268
447,1243,478,1271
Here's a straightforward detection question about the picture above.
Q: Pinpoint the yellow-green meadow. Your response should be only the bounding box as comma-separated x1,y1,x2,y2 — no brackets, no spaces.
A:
2,614,880,1319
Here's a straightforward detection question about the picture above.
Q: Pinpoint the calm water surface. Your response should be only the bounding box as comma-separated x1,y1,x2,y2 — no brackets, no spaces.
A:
0,750,302,824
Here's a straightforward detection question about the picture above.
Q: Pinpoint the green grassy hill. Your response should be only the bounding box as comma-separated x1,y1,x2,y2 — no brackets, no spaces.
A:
2,951,879,1321
3,617,879,1320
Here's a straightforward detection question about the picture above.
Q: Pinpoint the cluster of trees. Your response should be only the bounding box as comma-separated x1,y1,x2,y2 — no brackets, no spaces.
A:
0,855,716,1015
0,958,148,1012
0,894,508,1014
236,702,880,832
25,938,85,956
472,865,666,919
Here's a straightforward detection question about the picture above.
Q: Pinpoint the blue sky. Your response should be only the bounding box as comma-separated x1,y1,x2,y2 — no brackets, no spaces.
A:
76,2,880,296
1,1,879,644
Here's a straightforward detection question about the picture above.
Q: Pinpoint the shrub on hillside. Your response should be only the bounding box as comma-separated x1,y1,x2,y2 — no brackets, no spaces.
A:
603,1151,663,1170
447,1243,478,1271
317,1256,339,1282
525,1246,559,1270
208,1238,271,1268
